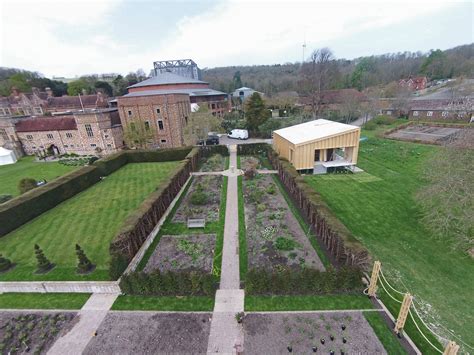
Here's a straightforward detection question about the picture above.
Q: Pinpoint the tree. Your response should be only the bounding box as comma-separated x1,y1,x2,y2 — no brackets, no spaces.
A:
18,178,37,194
123,121,154,149
300,48,336,118
8,73,31,93
339,90,362,123
0,254,13,272
75,244,95,274
350,57,376,90
183,105,221,145
417,129,474,254
67,79,91,96
34,244,54,273
421,49,448,80
245,92,269,132
232,71,243,90
112,75,128,96
392,86,412,117
94,81,113,96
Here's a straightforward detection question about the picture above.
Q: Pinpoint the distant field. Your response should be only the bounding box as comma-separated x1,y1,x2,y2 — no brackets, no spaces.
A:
0,162,180,281
0,156,77,197
305,129,474,347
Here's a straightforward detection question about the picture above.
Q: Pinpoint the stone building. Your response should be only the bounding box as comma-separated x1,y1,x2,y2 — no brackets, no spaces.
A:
0,109,123,156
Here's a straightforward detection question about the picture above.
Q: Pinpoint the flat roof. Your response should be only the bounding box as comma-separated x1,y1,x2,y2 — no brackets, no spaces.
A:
273,119,359,145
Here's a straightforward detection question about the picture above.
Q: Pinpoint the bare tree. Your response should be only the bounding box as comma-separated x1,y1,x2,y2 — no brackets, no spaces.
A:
183,105,221,145
361,89,382,124
301,48,336,118
339,90,362,124
123,121,154,149
392,86,412,117
417,129,474,254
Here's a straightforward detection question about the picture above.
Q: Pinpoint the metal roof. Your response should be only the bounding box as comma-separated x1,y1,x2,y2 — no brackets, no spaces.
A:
122,88,227,98
127,72,208,89
273,119,359,145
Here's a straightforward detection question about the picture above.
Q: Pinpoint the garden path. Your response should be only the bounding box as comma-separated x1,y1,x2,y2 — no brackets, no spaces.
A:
47,293,118,355
207,145,245,354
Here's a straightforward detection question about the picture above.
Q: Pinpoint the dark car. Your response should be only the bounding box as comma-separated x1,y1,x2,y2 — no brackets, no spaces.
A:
197,135,220,146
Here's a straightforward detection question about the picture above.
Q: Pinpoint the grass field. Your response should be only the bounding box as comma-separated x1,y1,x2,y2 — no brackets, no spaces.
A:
111,295,214,311
0,156,77,197
0,162,180,281
0,293,91,309
363,311,407,355
305,126,474,347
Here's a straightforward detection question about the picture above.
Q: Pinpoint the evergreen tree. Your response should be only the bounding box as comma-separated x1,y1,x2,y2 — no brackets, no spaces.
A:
34,244,53,273
0,254,13,272
245,92,269,133
75,244,94,274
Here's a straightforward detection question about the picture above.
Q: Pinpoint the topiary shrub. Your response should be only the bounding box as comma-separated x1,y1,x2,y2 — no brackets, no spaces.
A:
75,244,95,274
0,254,13,272
34,244,54,274
18,178,37,194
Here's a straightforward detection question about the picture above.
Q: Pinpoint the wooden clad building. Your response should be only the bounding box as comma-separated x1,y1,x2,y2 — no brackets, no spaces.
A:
273,119,360,173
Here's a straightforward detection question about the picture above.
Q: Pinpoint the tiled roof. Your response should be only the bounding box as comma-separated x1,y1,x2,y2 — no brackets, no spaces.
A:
46,94,107,109
15,116,77,132
128,72,208,89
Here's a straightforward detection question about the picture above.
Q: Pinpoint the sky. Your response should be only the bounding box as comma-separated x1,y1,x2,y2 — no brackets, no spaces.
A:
0,0,472,78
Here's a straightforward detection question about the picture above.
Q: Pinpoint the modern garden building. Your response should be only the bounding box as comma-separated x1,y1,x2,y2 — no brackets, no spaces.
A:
273,119,361,174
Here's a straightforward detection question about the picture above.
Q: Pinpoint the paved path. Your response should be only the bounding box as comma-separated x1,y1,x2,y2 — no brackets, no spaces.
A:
207,145,245,354
48,293,118,355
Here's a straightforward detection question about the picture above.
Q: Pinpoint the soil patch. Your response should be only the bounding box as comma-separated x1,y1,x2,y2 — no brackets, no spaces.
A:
243,312,386,354
243,173,325,271
199,154,226,172
83,312,211,354
173,175,223,223
144,234,216,273
0,311,77,354
387,125,464,144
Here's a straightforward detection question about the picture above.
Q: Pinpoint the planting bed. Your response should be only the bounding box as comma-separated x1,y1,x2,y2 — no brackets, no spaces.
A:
0,311,77,354
83,312,211,354
243,312,386,354
172,175,223,223
386,125,464,144
144,234,216,273
199,154,227,172
243,172,324,272
240,156,262,170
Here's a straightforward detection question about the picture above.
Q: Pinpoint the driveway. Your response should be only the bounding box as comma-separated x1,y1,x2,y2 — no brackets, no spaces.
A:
218,135,272,146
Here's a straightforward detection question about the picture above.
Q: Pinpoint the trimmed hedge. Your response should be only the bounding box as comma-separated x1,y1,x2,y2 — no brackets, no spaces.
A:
245,267,363,295
0,148,194,237
119,270,218,296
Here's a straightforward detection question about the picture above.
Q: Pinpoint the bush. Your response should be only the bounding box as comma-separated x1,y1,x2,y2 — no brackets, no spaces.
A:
0,195,13,204
274,237,298,251
109,254,130,280
256,204,266,212
34,244,54,273
190,184,209,205
245,267,363,295
266,184,276,195
0,254,13,272
18,178,37,194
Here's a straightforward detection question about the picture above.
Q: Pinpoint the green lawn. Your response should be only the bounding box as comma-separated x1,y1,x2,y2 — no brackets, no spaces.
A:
363,311,407,355
0,156,77,197
245,295,373,311
0,293,91,309
111,295,214,311
0,162,180,281
304,129,474,347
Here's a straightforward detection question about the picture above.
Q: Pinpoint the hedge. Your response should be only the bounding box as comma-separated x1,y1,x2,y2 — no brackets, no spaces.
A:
245,267,363,295
239,143,371,270
0,148,194,237
119,270,218,296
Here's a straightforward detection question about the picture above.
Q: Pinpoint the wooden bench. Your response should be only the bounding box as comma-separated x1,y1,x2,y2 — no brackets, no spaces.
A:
187,218,206,228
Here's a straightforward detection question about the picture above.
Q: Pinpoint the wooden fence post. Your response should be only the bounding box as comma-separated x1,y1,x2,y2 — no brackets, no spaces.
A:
394,293,413,334
368,260,381,297
443,341,459,355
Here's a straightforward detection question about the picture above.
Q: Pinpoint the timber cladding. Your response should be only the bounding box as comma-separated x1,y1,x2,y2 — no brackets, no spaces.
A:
240,143,370,270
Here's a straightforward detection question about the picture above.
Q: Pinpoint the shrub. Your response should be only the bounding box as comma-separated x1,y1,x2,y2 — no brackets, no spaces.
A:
244,166,257,180
256,204,266,212
0,194,13,204
34,244,54,273
18,178,37,194
0,254,13,272
275,237,298,251
266,184,276,195
190,189,208,205
75,244,95,274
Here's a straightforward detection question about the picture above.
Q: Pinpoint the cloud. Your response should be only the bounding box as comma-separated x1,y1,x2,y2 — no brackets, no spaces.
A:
0,0,461,77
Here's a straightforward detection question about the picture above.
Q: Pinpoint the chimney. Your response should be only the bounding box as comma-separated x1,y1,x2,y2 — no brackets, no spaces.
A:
11,87,20,97
32,87,40,96
45,87,53,97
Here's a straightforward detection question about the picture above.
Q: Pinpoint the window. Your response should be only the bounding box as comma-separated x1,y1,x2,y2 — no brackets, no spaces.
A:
427,111,433,117
32,146,36,149
64,144,69,148
0,129,8,140
46,133,54,139
39,146,44,149
144,121,150,131
70,144,75,147
33,107,43,115
442,111,448,117
104,134,109,138
0,108,5,116
157,120,164,130
90,144,97,147
107,144,112,148
413,111,419,117
160,139,167,143
24,108,31,115
128,110,132,116
66,133,73,138
156,108,161,114
184,116,188,125
26,135,33,140
85,124,94,137
211,103,216,109
17,108,25,115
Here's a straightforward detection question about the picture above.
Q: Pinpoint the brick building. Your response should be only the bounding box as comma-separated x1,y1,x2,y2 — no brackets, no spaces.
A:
0,109,123,157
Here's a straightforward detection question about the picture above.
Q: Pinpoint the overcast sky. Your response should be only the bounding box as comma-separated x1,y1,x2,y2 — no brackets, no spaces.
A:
0,0,472,78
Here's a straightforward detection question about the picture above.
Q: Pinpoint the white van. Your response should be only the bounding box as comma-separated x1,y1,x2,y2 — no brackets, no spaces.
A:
227,129,249,140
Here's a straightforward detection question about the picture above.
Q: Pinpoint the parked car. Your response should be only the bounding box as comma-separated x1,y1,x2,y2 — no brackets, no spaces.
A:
227,129,249,140
197,134,220,146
